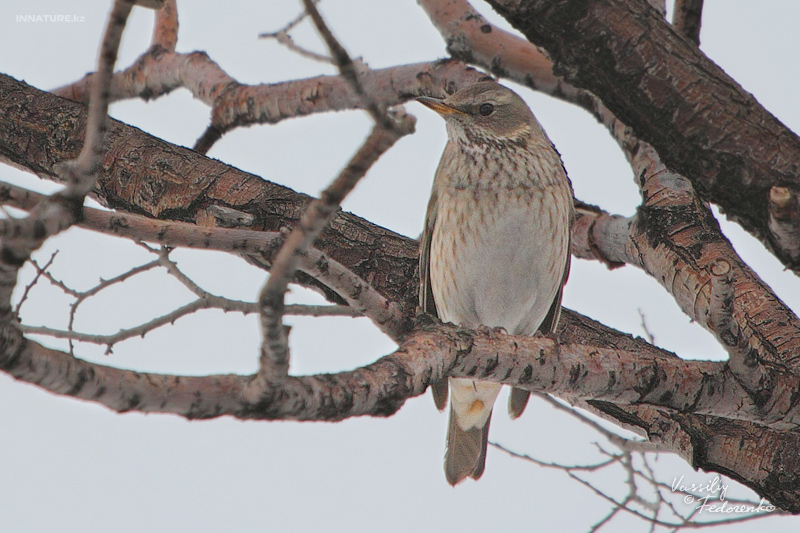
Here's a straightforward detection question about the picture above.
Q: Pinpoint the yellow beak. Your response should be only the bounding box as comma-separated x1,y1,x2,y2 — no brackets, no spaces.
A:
417,96,467,116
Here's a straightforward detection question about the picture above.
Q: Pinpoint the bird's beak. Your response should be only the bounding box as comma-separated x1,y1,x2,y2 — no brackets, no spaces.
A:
417,96,467,116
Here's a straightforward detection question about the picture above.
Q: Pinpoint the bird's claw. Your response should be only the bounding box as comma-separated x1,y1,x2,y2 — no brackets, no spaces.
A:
531,329,561,356
475,324,508,337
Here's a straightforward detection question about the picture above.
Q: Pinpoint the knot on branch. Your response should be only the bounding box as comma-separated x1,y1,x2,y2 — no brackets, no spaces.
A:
707,258,738,347
768,185,800,266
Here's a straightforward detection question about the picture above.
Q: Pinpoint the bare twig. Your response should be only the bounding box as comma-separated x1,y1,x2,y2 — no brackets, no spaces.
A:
493,440,781,529
0,0,135,253
301,0,388,127
267,32,333,64
491,441,619,472
62,0,136,198
0,0,135,325
15,252,59,315
65,258,162,354
0,181,405,337
20,247,359,351
260,3,311,36
22,299,212,355
259,3,332,65
250,1,415,393
253,118,413,389
638,308,656,345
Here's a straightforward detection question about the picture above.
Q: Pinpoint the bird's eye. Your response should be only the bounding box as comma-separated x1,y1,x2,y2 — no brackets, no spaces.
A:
479,103,494,116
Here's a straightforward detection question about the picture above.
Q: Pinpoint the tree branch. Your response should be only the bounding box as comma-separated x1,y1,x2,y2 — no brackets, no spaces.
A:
250,0,416,393
486,0,800,272
52,48,484,154
0,181,406,340
672,0,704,45
5,315,795,428
0,74,423,313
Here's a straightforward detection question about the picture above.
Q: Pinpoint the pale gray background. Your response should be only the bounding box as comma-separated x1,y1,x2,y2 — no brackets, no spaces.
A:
1,1,798,531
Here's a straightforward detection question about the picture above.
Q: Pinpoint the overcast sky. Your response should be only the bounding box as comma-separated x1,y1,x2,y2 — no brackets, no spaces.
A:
1,1,799,531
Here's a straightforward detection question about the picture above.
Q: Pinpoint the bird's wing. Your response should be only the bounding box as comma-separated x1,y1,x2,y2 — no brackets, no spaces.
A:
420,184,449,411
419,190,437,317
539,251,571,336
509,240,572,419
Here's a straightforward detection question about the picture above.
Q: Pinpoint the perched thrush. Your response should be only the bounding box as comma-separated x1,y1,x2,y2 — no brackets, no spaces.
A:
418,81,573,485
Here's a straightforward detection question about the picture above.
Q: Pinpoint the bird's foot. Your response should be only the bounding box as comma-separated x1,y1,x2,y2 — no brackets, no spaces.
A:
475,325,508,338
532,329,562,357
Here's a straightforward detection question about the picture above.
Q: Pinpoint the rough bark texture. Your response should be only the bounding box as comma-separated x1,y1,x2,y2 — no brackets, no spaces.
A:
487,0,800,270
3,71,800,510
0,73,420,312
3,0,800,511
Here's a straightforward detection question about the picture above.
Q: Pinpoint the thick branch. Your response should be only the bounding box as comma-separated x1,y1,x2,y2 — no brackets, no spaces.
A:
0,181,407,340
52,53,485,153
569,143,800,402
5,315,797,429
254,118,414,388
0,1,135,316
0,74,422,313
487,0,800,271
4,67,800,511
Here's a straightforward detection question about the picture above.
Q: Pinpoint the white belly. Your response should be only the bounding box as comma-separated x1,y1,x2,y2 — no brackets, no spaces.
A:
430,188,568,336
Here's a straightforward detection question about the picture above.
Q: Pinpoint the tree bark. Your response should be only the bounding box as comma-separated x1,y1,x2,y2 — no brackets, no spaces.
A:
0,73,420,312
2,72,800,510
487,0,800,271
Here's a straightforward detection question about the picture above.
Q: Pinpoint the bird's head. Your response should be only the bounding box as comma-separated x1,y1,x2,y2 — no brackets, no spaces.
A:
417,81,538,145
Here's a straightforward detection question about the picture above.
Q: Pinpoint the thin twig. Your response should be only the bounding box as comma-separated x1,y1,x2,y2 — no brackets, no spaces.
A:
66,259,162,354
251,2,414,392
0,180,405,336
16,252,59,315
270,31,333,64
301,0,390,127
491,441,620,473
29,257,80,297
259,1,315,38
494,437,782,530
0,0,136,304
21,250,358,349
539,394,668,453
254,120,412,387
23,297,252,354
638,308,656,345
259,4,333,66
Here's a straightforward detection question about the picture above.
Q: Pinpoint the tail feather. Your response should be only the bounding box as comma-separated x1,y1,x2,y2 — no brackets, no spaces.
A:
508,387,531,419
444,406,491,485
431,377,449,411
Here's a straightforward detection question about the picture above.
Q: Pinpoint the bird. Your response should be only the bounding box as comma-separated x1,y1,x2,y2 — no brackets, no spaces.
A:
417,81,573,485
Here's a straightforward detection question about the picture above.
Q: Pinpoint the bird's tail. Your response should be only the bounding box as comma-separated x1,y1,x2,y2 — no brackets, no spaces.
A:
444,405,491,486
